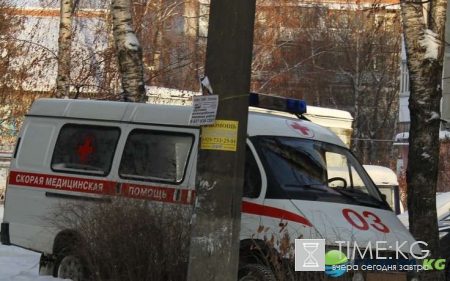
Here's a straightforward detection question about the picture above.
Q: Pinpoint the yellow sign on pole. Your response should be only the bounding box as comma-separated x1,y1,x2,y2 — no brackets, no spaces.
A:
200,120,238,151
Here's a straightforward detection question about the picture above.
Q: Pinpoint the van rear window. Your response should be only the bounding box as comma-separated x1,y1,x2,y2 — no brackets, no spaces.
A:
51,124,120,176
119,130,194,183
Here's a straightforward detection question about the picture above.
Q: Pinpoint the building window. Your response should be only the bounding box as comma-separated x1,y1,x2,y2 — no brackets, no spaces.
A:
198,3,209,38
372,55,385,70
375,14,386,29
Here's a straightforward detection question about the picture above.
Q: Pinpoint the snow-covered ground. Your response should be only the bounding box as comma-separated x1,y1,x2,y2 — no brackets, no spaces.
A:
0,205,64,281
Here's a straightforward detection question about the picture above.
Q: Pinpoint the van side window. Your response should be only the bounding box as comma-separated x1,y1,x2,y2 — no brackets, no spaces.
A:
51,124,120,176
243,147,262,198
119,130,194,183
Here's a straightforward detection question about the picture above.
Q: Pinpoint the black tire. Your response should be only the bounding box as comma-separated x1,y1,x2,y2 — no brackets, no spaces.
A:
38,254,55,276
54,254,87,281
238,263,276,281
446,259,450,281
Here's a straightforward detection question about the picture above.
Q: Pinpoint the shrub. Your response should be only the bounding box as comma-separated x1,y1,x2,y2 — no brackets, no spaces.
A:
47,197,191,281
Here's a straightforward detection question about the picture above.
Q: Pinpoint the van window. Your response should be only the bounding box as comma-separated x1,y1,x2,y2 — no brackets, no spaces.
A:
378,187,393,208
253,136,387,208
325,152,369,194
119,130,194,183
17,122,55,169
51,124,120,176
243,147,262,198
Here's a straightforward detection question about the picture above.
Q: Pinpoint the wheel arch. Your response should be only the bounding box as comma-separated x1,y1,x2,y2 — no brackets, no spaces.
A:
52,229,83,255
239,238,279,266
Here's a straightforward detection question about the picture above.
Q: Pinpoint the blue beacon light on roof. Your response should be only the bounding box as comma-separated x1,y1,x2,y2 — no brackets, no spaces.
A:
249,92,307,115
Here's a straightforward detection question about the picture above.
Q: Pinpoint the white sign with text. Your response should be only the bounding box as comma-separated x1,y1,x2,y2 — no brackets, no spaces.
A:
189,95,219,125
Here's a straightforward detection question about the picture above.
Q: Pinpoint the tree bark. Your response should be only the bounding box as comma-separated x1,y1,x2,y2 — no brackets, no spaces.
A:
111,0,146,102
56,0,74,99
400,0,446,278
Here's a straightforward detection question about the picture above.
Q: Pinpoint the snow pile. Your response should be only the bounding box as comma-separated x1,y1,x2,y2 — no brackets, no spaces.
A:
0,245,46,281
0,205,66,280
146,86,200,105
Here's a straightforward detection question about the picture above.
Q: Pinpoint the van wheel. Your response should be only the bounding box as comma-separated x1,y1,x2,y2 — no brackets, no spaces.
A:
238,263,276,281
55,254,86,281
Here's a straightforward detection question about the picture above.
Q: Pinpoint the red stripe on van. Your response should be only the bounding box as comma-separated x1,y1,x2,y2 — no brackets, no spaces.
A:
8,171,194,205
242,201,312,227
121,183,194,204
9,171,114,195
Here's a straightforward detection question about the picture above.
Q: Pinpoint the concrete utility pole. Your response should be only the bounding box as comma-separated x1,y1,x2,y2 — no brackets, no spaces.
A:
187,0,256,280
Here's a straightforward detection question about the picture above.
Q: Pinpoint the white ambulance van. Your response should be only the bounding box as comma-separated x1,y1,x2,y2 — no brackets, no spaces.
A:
1,95,418,280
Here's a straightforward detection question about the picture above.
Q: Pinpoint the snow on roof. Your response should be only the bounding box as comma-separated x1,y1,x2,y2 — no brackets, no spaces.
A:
146,86,200,105
394,131,450,146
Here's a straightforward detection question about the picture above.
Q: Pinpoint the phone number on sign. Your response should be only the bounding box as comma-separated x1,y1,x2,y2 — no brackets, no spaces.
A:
191,118,216,124
202,137,236,144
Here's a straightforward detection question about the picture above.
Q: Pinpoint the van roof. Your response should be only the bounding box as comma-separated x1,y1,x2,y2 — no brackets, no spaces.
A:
306,105,353,121
249,106,353,124
28,99,346,147
363,165,399,186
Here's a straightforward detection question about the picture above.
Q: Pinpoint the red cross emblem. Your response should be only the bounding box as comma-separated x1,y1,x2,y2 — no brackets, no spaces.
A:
286,120,315,138
77,134,97,162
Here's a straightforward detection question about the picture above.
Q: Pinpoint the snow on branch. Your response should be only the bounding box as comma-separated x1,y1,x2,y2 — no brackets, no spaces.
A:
426,111,440,123
422,152,431,159
124,32,140,51
419,29,440,60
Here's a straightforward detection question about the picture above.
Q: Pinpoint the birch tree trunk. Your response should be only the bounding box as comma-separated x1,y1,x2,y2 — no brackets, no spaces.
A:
400,0,446,278
111,0,146,102
56,0,74,99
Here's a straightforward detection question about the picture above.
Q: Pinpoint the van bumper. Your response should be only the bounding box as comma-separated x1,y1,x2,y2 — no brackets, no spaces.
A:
1,222,10,245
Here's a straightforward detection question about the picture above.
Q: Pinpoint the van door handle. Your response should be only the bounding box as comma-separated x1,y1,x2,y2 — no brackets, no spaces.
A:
116,182,122,195
173,189,181,202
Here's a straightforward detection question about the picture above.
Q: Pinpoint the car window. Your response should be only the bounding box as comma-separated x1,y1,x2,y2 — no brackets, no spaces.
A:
119,129,194,183
51,124,120,176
